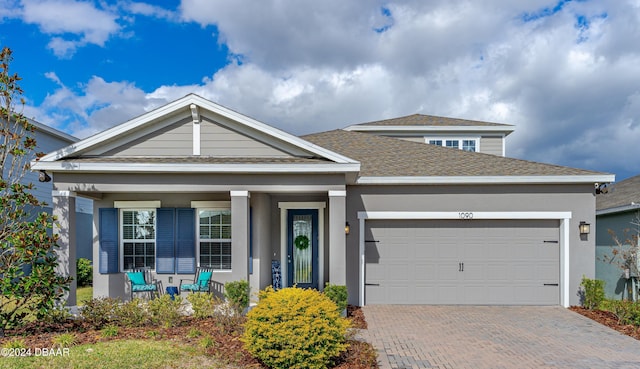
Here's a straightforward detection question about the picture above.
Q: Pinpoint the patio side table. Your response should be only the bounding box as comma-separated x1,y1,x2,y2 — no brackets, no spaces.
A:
166,286,179,300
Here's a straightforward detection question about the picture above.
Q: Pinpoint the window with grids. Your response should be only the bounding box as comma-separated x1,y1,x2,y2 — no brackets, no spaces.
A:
462,140,476,152
199,209,232,270
122,209,156,270
445,140,459,149
427,138,477,152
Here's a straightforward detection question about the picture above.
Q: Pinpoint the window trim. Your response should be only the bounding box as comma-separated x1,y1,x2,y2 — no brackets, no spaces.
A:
119,208,157,272
425,137,480,152
196,205,233,272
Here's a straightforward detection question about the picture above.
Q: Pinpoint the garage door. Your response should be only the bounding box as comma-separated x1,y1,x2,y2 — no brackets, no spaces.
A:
365,219,560,305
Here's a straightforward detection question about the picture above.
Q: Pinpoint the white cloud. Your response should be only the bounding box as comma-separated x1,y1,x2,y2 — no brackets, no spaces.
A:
121,1,176,21
28,75,166,138
18,0,120,57
24,0,640,180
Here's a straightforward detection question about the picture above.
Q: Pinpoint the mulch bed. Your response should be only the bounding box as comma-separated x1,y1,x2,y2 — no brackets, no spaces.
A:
0,305,377,368
569,306,640,340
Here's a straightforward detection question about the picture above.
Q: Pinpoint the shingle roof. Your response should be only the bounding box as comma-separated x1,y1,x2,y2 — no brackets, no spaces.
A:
351,114,514,127
302,129,605,177
596,174,640,211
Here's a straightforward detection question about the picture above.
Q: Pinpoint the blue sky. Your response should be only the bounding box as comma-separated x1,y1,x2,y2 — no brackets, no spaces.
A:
1,0,640,181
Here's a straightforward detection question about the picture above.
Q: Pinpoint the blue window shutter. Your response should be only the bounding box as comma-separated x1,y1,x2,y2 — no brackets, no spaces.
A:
176,208,196,274
156,208,176,274
99,208,119,274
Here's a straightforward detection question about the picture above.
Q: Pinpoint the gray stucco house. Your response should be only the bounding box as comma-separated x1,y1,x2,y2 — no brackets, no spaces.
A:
596,174,640,300
32,94,613,307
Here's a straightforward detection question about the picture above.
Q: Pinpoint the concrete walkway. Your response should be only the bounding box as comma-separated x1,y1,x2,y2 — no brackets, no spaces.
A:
358,306,640,369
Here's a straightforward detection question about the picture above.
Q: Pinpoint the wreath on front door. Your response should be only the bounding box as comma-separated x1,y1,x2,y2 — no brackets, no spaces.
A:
294,235,310,250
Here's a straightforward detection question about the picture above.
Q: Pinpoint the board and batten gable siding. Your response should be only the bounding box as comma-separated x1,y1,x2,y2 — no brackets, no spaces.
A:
85,116,294,158
199,117,292,157
99,118,193,156
480,136,504,156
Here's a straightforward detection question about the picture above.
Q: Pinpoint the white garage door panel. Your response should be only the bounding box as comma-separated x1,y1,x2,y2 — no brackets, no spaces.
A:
365,219,560,305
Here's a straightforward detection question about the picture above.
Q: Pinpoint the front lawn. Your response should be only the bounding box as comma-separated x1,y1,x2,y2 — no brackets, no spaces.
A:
0,296,377,369
0,339,226,369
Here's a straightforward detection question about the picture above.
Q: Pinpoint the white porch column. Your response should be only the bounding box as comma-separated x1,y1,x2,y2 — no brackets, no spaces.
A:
231,191,250,282
52,190,77,306
328,190,347,285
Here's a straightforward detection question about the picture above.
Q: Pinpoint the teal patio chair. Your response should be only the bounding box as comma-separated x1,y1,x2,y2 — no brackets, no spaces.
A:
126,268,159,300
180,267,214,293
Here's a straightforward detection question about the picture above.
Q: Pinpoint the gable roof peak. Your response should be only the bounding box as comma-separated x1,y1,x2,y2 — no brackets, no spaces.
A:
33,94,359,166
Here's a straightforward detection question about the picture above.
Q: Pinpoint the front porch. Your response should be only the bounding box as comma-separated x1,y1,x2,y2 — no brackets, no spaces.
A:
52,180,347,304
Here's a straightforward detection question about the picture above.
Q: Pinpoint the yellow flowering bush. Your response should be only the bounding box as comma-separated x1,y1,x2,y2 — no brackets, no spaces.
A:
242,287,350,369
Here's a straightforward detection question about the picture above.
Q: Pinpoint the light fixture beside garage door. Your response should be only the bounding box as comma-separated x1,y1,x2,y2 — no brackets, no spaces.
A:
579,221,591,235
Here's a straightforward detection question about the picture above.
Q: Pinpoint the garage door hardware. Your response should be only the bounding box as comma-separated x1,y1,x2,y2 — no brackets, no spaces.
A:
365,283,380,286
543,240,559,243
459,262,464,272
544,283,559,286
365,240,379,243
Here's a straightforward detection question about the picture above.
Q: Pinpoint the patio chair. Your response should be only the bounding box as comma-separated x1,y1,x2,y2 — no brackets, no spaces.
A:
180,267,214,293
126,268,160,300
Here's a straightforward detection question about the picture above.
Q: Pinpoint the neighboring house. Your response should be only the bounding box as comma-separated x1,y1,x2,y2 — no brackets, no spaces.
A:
596,174,640,299
344,114,514,156
27,119,94,261
32,94,612,307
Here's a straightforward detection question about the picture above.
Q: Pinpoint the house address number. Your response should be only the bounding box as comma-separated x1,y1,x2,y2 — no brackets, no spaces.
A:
458,212,474,220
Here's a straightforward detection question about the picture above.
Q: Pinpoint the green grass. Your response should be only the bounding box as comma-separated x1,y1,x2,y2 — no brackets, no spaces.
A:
76,287,93,306
0,339,227,369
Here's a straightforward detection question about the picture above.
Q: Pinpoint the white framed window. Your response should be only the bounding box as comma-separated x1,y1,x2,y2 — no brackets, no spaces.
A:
197,208,232,271
121,209,156,271
462,139,476,152
426,137,478,152
445,140,459,149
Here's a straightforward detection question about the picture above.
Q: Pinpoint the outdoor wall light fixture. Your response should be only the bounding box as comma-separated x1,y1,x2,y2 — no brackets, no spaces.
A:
38,170,51,183
345,222,350,235
579,221,591,235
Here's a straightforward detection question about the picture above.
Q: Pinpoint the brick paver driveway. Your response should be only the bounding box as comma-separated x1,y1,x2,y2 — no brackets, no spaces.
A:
358,306,640,369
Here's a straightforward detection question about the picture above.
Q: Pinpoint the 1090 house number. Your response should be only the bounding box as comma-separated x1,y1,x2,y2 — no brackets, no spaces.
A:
458,212,474,219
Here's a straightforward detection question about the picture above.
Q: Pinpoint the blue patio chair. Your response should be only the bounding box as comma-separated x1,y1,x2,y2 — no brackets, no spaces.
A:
126,268,159,300
180,267,214,293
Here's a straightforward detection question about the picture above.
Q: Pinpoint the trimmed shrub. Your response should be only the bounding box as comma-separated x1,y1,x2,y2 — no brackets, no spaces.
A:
324,283,348,313
224,280,250,314
242,287,350,369
116,298,150,328
148,294,183,328
187,292,219,319
580,276,605,310
81,297,122,329
43,305,72,324
605,300,640,326
76,258,93,287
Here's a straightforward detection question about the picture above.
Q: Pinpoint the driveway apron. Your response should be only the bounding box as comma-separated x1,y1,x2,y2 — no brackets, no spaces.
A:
359,305,640,369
